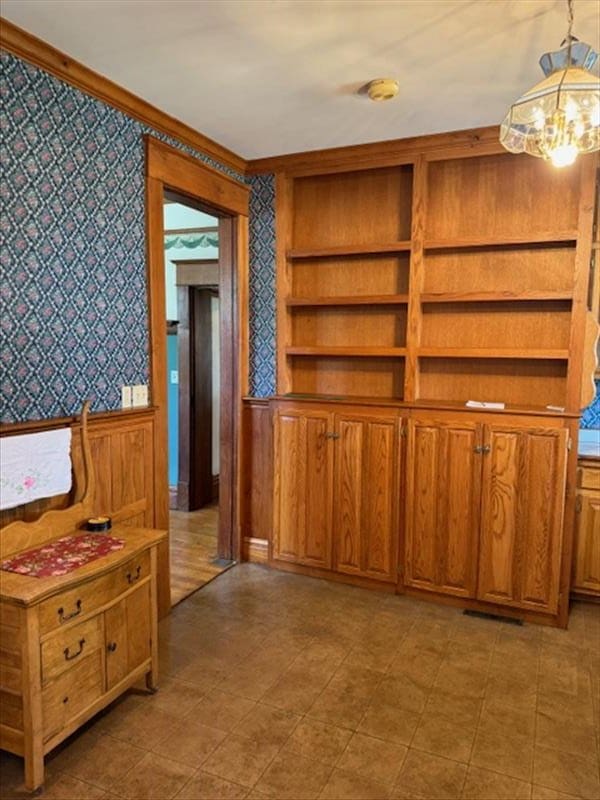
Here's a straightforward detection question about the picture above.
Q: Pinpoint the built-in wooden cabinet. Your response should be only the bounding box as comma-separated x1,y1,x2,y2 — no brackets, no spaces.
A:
478,425,568,614
258,128,598,627
404,418,482,598
272,404,401,583
333,411,400,583
572,458,600,597
272,407,334,569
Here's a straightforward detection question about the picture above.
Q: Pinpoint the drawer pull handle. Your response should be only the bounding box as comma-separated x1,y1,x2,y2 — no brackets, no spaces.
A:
64,639,85,661
127,565,142,584
58,600,82,623
107,642,118,653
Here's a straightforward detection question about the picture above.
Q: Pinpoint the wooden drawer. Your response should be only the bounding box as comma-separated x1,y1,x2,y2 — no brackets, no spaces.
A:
41,615,103,685
38,550,150,635
42,649,104,742
578,466,600,491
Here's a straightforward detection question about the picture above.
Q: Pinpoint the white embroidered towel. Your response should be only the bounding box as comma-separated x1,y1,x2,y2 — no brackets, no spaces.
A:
0,428,72,510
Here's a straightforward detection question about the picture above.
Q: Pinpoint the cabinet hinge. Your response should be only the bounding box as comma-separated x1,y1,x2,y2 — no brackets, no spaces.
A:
567,437,572,451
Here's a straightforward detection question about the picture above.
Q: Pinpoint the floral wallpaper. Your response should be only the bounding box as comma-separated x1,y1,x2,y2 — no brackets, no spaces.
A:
0,50,275,423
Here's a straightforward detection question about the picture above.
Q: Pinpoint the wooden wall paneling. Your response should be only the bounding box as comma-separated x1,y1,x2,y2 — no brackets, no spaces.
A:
477,425,568,614
404,418,482,597
404,157,426,402
566,157,598,410
240,399,272,561
291,254,410,297
425,154,580,241
333,411,400,582
276,173,293,394
418,358,568,408
291,167,412,248
0,20,246,175
422,246,576,296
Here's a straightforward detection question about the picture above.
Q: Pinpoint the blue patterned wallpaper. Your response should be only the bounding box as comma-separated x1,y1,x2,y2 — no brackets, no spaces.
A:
248,174,276,397
0,51,247,423
581,380,600,428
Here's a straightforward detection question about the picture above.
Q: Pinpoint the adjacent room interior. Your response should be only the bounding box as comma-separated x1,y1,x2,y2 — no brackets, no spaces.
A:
0,1,599,799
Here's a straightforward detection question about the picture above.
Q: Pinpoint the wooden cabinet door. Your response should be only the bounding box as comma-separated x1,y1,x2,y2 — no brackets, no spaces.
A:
572,491,600,595
333,412,400,582
272,408,334,569
477,425,568,613
405,419,482,597
104,583,151,690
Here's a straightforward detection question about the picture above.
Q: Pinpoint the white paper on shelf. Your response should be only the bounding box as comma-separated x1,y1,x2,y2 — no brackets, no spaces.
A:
465,400,506,410
546,405,565,412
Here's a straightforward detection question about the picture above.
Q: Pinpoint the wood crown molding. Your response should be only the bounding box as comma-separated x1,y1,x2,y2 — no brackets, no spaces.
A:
0,17,247,176
246,125,504,175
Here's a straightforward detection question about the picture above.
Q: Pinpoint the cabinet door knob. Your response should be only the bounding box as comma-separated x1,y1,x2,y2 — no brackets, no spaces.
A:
107,641,118,653
325,432,340,440
64,638,86,661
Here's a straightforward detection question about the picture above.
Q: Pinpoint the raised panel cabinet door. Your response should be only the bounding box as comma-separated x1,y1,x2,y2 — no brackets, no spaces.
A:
573,492,600,595
405,419,482,597
333,414,400,582
104,583,152,690
478,426,568,613
272,409,334,569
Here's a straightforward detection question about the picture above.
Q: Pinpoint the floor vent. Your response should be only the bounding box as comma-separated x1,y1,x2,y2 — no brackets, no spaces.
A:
463,609,523,626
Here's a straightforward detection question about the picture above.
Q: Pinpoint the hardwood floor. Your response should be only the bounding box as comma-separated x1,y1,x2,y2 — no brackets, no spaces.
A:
169,503,230,606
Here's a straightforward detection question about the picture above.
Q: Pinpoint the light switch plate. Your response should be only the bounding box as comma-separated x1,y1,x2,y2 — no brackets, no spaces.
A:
121,385,132,409
131,384,148,407
170,370,179,385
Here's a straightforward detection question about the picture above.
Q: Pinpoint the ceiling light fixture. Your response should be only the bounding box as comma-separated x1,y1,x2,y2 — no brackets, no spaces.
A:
367,79,399,101
500,0,599,167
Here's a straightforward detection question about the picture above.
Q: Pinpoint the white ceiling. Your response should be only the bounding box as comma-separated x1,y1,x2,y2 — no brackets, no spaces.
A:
2,0,599,160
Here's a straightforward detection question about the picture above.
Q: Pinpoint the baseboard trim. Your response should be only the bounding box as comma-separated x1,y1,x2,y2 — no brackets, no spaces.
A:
242,536,269,564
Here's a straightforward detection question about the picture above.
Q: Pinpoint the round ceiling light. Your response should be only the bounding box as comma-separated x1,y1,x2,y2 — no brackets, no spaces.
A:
367,79,399,102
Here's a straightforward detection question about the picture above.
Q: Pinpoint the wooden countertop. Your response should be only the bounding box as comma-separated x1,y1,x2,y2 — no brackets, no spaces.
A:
0,526,167,607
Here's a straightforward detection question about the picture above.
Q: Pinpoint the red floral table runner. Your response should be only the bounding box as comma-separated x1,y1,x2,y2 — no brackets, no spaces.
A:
1,533,125,578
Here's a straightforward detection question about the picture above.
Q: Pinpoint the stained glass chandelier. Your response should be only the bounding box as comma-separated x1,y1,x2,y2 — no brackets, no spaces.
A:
500,0,600,167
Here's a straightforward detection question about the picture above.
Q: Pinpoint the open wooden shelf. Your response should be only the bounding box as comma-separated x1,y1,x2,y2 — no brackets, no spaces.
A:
287,294,410,307
420,291,573,304
287,346,407,358
423,231,578,251
418,347,569,360
287,241,412,259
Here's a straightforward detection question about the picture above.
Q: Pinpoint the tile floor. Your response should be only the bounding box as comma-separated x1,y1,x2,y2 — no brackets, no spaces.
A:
1,565,599,799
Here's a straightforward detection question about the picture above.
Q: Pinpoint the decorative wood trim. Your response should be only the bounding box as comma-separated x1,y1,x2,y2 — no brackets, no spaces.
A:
0,406,156,436
145,137,249,614
242,537,269,564
275,173,293,394
404,156,427,401
146,137,249,216
247,125,503,176
567,157,598,410
0,18,247,175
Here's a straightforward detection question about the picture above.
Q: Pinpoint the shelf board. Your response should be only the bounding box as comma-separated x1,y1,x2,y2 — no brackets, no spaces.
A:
286,294,410,307
423,231,578,250
287,241,412,259
420,291,573,304
418,347,569,360
286,346,407,358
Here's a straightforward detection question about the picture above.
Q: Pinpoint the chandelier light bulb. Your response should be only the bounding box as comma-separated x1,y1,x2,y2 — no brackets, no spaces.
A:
500,0,600,167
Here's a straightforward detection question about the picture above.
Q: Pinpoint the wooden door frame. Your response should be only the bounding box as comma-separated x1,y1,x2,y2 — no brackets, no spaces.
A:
145,136,249,616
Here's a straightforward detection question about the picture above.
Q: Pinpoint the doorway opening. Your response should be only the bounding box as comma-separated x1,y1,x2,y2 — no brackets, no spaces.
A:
164,191,232,605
